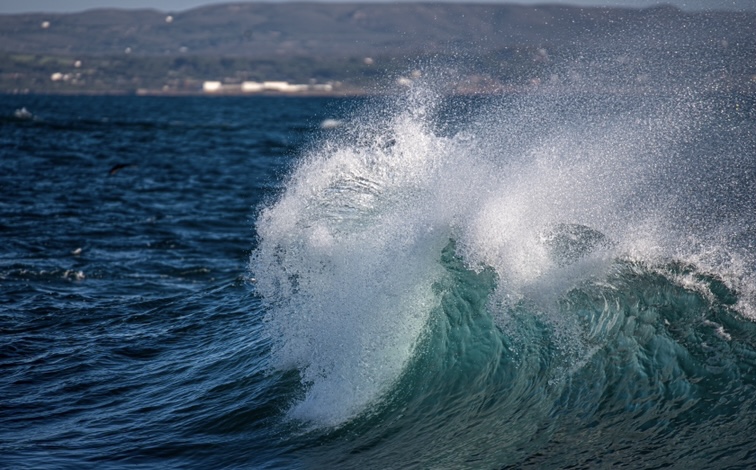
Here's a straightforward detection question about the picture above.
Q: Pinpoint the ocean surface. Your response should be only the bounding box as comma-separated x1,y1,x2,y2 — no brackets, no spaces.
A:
1,85,755,469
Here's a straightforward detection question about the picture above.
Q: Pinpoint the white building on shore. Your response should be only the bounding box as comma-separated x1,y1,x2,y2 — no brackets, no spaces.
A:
202,81,222,92
203,80,333,94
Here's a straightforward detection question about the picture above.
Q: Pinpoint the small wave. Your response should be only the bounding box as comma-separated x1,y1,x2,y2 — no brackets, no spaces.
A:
320,118,343,129
14,107,33,120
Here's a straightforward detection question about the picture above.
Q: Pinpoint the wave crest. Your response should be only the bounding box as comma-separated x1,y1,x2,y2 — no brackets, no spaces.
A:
251,79,756,428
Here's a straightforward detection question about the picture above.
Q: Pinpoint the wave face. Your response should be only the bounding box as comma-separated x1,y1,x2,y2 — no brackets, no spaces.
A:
251,83,756,467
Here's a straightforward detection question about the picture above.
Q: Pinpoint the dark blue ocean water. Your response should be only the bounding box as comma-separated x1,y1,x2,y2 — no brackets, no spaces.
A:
0,95,342,468
2,89,756,469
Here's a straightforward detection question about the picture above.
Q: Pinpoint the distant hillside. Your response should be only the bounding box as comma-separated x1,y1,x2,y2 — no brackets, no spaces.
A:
2,3,754,58
1,2,754,94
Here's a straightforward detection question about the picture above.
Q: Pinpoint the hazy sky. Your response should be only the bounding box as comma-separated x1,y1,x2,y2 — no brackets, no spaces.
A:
0,0,754,14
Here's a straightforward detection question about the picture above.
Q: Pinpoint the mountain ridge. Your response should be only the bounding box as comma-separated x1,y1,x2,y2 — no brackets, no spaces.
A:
3,3,753,59
1,3,754,94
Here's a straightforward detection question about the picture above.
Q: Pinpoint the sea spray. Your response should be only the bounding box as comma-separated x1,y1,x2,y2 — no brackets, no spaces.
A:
252,75,756,436
251,89,454,426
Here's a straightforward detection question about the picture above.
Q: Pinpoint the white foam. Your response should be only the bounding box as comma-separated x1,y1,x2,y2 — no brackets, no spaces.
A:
252,78,756,426
252,93,452,426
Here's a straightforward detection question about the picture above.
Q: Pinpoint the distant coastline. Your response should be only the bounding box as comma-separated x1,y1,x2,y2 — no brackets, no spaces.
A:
1,3,754,96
